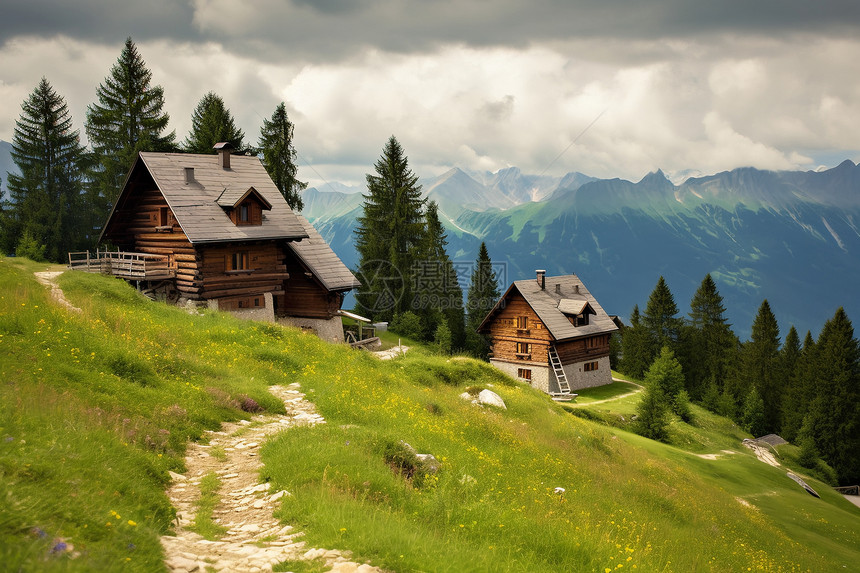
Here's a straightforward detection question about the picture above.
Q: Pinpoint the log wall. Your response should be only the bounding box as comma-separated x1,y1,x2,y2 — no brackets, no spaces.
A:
278,248,343,319
485,293,552,365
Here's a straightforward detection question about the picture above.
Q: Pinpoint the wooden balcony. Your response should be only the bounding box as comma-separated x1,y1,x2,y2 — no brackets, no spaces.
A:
68,250,175,280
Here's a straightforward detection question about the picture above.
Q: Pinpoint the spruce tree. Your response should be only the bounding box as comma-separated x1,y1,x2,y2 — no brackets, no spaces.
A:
739,300,782,432
807,308,860,484
620,305,651,379
643,276,683,360
742,386,767,438
86,37,175,213
779,326,804,440
465,242,501,358
354,136,425,321
681,274,736,400
184,92,246,154
2,78,87,262
258,102,306,211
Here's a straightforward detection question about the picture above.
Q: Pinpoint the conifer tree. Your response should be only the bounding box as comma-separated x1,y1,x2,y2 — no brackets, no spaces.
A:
184,92,246,154
258,102,306,211
681,274,736,399
354,136,425,321
2,78,87,262
465,242,501,358
778,326,804,440
643,276,683,360
736,300,782,432
86,37,175,213
806,308,860,484
742,386,767,437
414,201,465,348
620,305,651,379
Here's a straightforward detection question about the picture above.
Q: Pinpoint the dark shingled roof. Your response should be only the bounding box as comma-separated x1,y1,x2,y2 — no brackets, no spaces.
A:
130,152,307,244
478,274,618,341
287,215,361,292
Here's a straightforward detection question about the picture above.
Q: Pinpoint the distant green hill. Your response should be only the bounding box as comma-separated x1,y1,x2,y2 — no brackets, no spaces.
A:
1,257,858,571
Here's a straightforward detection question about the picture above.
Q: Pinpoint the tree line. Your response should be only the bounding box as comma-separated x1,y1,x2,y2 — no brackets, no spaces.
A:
619,274,860,486
0,38,305,261
354,136,500,357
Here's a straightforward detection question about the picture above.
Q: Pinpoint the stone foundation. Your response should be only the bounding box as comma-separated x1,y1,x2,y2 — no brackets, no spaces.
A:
490,355,612,395
277,315,345,344
208,292,275,323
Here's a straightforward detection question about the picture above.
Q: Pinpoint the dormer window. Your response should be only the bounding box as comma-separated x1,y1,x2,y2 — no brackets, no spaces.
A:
216,186,272,227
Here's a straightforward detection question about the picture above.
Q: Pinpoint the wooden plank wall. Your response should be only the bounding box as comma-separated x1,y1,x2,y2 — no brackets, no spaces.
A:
200,243,287,301
554,334,611,364
278,248,342,318
485,294,552,364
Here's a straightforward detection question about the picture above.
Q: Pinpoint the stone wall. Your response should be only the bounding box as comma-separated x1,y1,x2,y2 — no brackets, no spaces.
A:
555,355,612,391
277,315,345,344
208,293,275,323
489,359,551,393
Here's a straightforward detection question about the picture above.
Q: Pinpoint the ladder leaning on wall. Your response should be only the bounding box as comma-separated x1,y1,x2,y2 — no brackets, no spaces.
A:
548,346,570,394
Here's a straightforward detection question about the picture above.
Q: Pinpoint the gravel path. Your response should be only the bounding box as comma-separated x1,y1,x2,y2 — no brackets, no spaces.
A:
162,383,381,573
34,270,81,313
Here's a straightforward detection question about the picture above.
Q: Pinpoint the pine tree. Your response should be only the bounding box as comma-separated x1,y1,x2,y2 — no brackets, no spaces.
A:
465,242,501,358
737,300,782,432
184,92,246,154
807,308,860,485
620,305,651,379
779,326,804,440
636,384,669,442
643,276,683,360
86,37,175,215
354,136,425,321
681,274,736,399
258,102,306,211
2,78,87,262
742,386,767,438
413,201,465,347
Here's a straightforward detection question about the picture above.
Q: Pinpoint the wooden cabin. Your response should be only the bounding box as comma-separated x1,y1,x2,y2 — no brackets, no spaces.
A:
477,270,618,396
98,144,359,339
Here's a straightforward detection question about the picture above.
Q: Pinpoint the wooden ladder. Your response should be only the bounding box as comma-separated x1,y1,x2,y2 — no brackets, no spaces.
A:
548,346,570,394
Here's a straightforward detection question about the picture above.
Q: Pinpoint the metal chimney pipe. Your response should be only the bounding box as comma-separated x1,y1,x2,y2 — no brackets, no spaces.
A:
213,142,232,169
536,269,546,290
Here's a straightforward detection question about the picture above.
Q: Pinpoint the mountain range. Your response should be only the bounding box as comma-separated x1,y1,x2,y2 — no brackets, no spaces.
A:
303,161,860,340
2,139,858,339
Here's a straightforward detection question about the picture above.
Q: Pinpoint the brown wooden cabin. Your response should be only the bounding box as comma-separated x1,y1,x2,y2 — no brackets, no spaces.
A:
477,270,618,396
99,144,359,336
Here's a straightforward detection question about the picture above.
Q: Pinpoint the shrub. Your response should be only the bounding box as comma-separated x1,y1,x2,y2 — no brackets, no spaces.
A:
673,389,694,424
15,230,47,262
636,385,670,442
433,319,452,354
390,311,423,340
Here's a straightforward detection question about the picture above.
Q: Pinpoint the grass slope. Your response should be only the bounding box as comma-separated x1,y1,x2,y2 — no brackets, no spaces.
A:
1,257,858,572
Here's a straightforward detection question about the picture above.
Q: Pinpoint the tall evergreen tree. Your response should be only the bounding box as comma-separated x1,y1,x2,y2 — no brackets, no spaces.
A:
258,102,306,211
354,136,425,321
681,274,736,399
86,37,175,216
806,308,860,485
779,326,804,440
2,78,87,262
184,92,246,154
465,242,500,358
620,305,651,379
642,276,682,364
737,300,782,432
414,201,465,349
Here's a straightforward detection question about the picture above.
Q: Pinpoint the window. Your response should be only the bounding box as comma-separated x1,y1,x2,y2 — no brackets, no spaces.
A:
516,342,531,358
584,361,599,372
159,206,170,227
231,251,249,271
517,368,532,381
516,316,528,329
239,202,250,223
586,336,599,349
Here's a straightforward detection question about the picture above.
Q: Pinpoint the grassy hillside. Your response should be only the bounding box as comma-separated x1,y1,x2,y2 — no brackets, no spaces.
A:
1,257,858,572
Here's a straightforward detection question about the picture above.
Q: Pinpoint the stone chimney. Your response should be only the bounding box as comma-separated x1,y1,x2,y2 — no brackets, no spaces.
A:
213,142,233,169
536,270,546,290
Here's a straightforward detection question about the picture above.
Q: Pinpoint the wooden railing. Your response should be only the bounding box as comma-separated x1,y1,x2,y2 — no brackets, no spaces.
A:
68,250,175,280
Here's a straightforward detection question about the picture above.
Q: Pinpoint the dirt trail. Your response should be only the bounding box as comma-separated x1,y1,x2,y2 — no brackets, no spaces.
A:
162,383,381,573
34,270,81,313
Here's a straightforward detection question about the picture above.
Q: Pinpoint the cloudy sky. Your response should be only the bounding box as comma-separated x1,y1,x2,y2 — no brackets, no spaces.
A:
2,0,860,187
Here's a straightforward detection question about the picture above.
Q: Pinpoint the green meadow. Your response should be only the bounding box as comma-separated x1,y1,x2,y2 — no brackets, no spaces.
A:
1,257,858,572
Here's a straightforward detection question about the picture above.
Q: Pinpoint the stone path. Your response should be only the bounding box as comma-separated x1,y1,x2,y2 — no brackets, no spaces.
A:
162,383,381,573
34,270,81,313
372,345,409,360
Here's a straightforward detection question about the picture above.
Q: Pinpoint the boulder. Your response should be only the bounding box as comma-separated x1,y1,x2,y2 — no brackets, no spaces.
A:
477,389,507,410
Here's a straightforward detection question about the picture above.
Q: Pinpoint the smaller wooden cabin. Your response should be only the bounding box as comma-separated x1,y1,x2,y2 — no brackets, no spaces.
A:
477,271,618,395
98,144,359,338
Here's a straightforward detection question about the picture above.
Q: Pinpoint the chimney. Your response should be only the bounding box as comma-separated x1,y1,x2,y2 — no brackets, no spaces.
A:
575,284,580,294
213,142,233,169
555,283,561,294
536,269,546,290
184,167,194,184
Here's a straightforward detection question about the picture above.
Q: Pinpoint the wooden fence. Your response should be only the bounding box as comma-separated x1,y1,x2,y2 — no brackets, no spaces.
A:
68,250,175,280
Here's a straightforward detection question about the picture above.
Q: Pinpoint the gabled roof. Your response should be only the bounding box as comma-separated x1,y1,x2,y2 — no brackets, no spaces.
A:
216,186,273,210
478,274,618,341
287,215,361,292
102,151,308,244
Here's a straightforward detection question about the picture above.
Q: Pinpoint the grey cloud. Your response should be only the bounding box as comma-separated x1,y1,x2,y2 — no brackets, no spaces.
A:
3,0,860,61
